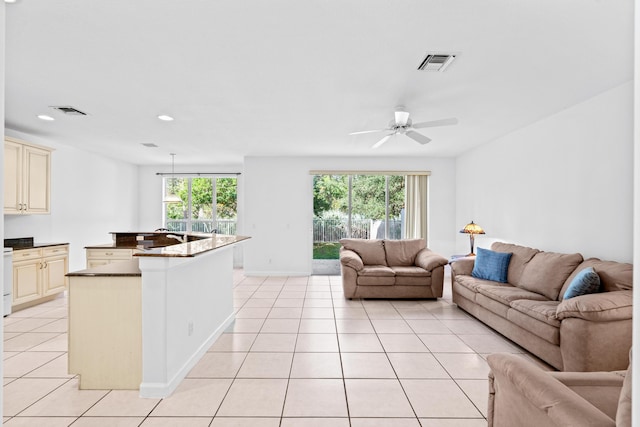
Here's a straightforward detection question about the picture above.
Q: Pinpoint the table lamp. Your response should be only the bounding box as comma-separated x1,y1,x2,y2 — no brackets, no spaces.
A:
460,221,485,256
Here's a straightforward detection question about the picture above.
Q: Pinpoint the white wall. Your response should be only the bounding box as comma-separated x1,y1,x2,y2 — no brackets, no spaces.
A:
242,156,457,276
4,130,139,271
456,81,633,262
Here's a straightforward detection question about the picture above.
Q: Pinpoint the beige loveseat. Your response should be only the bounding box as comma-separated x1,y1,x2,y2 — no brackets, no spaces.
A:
339,238,448,299
487,352,631,427
451,242,632,372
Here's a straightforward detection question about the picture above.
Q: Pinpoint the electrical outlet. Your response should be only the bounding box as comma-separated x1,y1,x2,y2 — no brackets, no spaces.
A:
188,320,194,336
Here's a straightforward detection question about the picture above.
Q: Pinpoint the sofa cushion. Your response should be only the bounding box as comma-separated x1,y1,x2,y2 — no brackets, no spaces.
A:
384,239,425,266
518,251,584,300
471,248,512,283
358,265,395,276
510,299,561,327
491,242,540,286
455,275,509,292
563,267,601,300
559,258,633,299
391,266,431,277
357,265,395,286
506,308,560,345
340,239,387,266
476,284,548,306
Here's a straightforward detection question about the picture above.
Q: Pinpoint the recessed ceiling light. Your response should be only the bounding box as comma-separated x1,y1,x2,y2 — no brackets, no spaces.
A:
157,115,174,121
37,115,55,121
5,0,18,4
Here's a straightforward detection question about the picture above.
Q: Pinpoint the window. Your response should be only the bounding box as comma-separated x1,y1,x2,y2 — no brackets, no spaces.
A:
312,173,427,266
163,177,237,234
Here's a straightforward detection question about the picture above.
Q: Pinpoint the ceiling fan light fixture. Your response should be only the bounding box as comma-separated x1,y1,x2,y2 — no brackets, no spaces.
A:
394,110,410,126
158,114,174,121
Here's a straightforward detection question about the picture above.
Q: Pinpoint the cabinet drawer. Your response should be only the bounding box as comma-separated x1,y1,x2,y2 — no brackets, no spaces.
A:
87,249,133,259
43,245,69,257
13,248,42,262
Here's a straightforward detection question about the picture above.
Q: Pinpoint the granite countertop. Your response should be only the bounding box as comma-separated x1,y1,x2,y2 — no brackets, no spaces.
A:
11,242,69,251
84,243,139,249
135,234,251,258
67,259,141,277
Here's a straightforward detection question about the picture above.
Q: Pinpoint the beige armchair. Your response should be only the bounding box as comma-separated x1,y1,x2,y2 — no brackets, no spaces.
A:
487,353,631,427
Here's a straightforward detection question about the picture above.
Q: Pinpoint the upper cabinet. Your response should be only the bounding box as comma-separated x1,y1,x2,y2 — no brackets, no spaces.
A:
4,137,52,215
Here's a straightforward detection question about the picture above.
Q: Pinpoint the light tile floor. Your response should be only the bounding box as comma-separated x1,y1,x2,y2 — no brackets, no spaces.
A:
2,268,549,426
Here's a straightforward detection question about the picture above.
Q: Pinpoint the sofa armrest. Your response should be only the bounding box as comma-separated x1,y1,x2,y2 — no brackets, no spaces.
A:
556,290,632,321
414,249,448,271
339,249,364,271
549,371,625,419
487,353,615,427
450,257,475,277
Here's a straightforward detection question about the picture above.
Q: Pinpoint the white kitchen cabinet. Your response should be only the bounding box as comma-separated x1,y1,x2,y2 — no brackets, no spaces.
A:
86,248,138,269
4,136,52,215
12,245,69,310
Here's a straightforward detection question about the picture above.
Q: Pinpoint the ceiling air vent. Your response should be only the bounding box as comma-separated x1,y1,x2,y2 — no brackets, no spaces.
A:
50,106,87,116
417,53,457,72
141,143,158,148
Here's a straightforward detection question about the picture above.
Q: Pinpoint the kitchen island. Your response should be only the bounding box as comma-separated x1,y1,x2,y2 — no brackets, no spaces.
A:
67,233,249,398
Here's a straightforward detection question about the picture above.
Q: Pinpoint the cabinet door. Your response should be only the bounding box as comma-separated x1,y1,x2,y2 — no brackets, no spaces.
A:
13,261,41,305
86,249,134,268
87,259,110,269
23,145,51,214
4,139,23,214
42,255,68,296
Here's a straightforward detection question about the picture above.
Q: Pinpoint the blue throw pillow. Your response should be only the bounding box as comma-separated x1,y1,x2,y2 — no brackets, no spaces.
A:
471,247,512,283
563,267,601,299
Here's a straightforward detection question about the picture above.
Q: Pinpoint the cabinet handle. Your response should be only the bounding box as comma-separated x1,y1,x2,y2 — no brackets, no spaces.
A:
43,262,48,269
105,252,113,256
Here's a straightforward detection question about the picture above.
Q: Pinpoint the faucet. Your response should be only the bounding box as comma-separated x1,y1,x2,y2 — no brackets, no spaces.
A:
166,234,187,243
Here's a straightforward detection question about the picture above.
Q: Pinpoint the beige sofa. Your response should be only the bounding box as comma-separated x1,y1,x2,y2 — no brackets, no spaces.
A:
339,238,448,299
487,352,631,427
451,242,632,371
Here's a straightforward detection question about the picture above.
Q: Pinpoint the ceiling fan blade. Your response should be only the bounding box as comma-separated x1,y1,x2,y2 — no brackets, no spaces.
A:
349,129,387,135
411,117,458,129
372,134,393,149
405,130,432,145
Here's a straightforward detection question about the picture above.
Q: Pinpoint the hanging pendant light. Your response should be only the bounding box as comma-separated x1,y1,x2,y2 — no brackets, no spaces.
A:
163,153,182,203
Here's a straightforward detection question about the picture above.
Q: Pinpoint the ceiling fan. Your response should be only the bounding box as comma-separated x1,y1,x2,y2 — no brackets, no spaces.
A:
350,106,458,149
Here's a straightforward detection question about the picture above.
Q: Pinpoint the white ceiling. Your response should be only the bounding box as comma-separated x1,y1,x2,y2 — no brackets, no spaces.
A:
4,0,634,166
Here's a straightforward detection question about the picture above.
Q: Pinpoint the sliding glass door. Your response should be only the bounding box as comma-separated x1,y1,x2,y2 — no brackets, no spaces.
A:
312,173,411,274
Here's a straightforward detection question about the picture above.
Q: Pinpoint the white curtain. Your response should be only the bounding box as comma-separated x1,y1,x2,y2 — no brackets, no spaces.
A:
404,175,428,241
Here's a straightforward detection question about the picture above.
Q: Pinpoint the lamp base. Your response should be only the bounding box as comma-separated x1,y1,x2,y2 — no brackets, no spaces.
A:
466,253,476,257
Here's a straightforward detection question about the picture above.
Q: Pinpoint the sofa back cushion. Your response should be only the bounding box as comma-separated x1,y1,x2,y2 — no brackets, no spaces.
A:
559,258,633,300
339,239,387,266
518,251,584,300
491,242,540,286
384,239,425,266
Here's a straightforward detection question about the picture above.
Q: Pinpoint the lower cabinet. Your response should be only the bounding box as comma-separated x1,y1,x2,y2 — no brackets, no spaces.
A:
13,245,69,310
86,248,138,268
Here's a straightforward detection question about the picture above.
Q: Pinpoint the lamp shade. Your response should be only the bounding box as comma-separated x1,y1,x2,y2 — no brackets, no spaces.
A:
163,193,182,203
460,221,485,235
